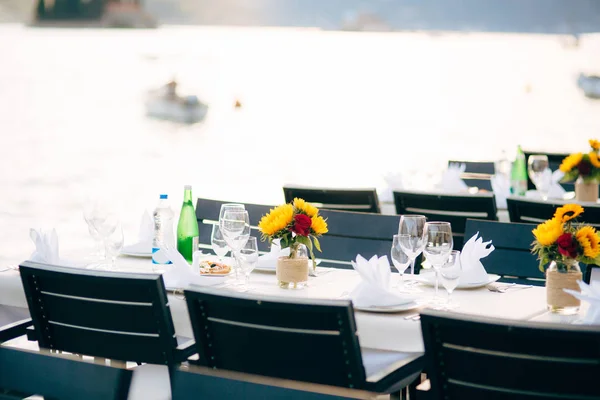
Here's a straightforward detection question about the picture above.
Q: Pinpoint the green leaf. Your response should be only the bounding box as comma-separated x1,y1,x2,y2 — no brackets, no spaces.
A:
312,236,322,252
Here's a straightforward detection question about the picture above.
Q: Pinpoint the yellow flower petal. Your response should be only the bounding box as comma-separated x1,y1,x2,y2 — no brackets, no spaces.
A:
576,226,600,258
590,139,600,151
589,152,600,168
293,198,318,217
310,215,328,235
532,217,564,246
553,204,584,223
559,153,583,173
258,204,293,236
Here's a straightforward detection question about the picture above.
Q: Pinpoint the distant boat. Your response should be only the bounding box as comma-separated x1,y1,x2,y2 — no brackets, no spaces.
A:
340,11,391,32
577,73,600,99
145,81,208,124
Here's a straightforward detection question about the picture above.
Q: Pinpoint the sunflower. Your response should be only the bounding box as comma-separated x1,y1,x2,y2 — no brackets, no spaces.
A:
576,226,600,258
310,215,328,235
532,217,564,246
590,139,600,151
589,151,600,168
553,204,584,223
258,204,294,236
559,153,583,173
293,198,318,217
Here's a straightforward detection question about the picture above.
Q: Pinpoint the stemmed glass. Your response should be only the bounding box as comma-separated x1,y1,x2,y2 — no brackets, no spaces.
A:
528,155,551,200
219,209,250,282
211,224,229,263
104,223,124,270
440,250,462,309
423,222,453,303
237,236,259,290
398,215,427,283
391,234,411,291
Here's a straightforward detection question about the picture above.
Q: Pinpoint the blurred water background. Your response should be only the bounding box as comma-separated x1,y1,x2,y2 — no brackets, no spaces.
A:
1,0,600,264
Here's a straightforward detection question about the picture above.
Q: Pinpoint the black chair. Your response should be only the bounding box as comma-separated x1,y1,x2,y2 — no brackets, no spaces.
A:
393,190,498,249
507,197,600,227
523,150,574,192
196,198,401,269
464,219,546,285
447,160,495,191
172,364,379,399
585,264,600,284
282,186,381,214
0,346,133,400
18,261,194,371
419,310,600,400
184,287,423,395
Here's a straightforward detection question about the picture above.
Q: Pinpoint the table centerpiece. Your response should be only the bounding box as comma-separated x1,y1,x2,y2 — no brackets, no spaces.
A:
531,204,600,314
559,139,600,202
258,198,328,289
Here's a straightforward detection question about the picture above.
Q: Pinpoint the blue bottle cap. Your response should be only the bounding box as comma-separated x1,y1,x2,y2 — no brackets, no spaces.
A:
160,194,168,199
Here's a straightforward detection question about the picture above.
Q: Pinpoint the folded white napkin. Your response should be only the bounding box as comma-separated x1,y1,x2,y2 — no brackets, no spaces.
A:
459,233,494,284
437,163,468,193
122,211,153,254
29,228,60,264
491,174,510,209
159,248,224,288
257,241,290,270
379,172,404,203
350,255,415,307
564,280,600,325
525,170,566,200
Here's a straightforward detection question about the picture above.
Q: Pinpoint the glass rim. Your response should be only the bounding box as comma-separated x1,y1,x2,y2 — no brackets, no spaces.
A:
424,221,451,226
400,214,426,219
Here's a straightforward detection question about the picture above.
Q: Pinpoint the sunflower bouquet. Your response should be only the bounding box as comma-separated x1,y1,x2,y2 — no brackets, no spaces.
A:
559,139,600,183
531,204,600,272
258,198,328,267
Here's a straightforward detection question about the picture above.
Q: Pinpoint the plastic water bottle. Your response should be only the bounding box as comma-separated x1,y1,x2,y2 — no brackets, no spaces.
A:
152,194,175,266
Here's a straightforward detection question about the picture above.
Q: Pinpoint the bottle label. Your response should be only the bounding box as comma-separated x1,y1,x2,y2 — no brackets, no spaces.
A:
152,247,173,265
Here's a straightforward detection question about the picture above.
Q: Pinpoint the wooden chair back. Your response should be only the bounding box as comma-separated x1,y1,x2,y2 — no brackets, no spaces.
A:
282,186,381,214
447,160,495,191
0,346,132,400
19,261,179,365
420,310,600,400
507,197,600,227
392,190,498,249
184,287,367,389
522,150,574,192
464,219,545,285
196,198,401,269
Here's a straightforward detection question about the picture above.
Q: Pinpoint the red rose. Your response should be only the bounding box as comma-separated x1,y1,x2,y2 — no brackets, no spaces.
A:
557,233,578,258
291,214,312,236
578,160,592,176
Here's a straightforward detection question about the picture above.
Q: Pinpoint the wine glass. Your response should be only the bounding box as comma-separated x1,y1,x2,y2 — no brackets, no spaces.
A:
528,155,551,200
211,224,229,262
423,222,453,302
220,209,250,282
238,236,259,290
219,203,245,225
391,235,411,290
104,223,124,270
440,250,462,309
398,215,427,282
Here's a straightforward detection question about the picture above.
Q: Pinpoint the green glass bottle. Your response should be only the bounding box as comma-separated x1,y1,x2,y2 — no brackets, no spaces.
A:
177,185,199,263
510,145,528,196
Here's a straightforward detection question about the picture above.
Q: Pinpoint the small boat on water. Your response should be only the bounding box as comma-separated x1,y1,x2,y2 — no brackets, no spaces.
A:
145,81,208,124
577,73,600,99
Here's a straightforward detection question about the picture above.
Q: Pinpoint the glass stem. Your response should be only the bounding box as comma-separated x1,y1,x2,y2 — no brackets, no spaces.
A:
434,269,439,298
410,258,415,276
245,273,250,287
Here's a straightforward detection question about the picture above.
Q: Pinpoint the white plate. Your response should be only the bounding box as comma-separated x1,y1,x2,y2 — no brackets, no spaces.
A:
354,301,423,314
121,249,152,258
414,272,501,289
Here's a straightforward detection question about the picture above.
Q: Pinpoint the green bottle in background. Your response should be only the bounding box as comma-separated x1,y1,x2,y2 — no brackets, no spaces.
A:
177,185,199,263
510,145,528,196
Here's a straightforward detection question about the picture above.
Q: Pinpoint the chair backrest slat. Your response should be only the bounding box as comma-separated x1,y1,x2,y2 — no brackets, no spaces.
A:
283,186,381,214
507,197,600,228
421,310,600,400
196,198,401,268
464,219,545,284
19,261,177,365
447,160,495,191
0,346,132,400
393,191,498,249
185,288,367,389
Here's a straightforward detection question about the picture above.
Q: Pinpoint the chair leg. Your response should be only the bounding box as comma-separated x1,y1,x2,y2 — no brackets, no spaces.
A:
390,391,402,400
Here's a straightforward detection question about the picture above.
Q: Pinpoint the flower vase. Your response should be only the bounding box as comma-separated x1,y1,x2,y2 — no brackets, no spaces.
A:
575,177,599,203
276,243,309,289
545,259,582,315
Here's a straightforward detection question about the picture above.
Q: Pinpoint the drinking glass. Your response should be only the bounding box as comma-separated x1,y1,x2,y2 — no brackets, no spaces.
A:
527,155,551,200
218,203,245,225
211,224,229,262
398,215,427,281
423,222,453,302
391,234,411,290
220,209,250,281
104,223,124,270
440,250,462,309
238,236,259,290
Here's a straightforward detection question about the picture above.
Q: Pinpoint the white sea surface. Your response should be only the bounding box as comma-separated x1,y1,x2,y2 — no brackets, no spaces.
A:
1,24,599,265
